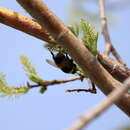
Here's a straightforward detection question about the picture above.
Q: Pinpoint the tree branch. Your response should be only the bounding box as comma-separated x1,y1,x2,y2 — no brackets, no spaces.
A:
97,53,130,82
0,7,129,83
67,77,130,130
98,0,125,65
0,7,57,44
0,8,129,83
28,76,82,88
16,0,130,116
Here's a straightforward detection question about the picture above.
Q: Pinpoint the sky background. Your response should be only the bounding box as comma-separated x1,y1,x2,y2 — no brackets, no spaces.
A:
0,0,130,130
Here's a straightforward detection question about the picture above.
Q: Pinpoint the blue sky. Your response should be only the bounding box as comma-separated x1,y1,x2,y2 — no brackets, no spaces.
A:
0,0,130,130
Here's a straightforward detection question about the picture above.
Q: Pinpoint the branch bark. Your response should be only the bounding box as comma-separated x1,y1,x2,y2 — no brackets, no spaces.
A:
29,76,81,88
16,0,130,116
67,77,130,130
0,7,57,44
0,7,130,84
0,7,130,82
98,0,125,65
97,53,130,82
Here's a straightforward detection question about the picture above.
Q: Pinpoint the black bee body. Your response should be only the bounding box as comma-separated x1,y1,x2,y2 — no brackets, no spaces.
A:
51,52,77,74
48,52,97,94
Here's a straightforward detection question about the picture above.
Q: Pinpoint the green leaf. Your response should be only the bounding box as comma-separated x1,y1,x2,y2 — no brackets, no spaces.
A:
68,24,79,37
0,73,7,86
29,73,41,83
0,73,29,96
44,43,67,53
40,86,47,94
20,55,42,83
81,19,98,56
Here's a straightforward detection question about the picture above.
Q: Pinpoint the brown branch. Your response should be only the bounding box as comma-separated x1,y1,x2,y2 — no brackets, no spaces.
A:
66,89,96,94
28,76,81,88
1,7,129,84
67,77,130,130
0,7,57,44
0,7,129,83
67,80,97,93
98,0,125,65
97,53,130,82
16,0,130,116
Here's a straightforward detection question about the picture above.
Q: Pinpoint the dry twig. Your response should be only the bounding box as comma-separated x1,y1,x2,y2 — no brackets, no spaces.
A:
98,0,125,65
67,77,130,130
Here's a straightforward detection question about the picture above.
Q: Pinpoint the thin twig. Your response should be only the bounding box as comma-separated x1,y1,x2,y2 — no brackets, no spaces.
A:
67,77,130,130
28,77,82,88
0,7,57,44
16,0,130,116
66,89,96,94
98,0,125,65
67,80,97,94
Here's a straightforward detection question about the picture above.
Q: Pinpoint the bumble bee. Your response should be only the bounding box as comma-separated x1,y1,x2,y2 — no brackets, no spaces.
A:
46,52,97,93
46,51,77,74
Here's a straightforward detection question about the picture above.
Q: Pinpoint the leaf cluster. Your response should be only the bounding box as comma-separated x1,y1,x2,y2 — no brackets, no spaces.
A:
0,73,29,96
0,55,47,97
45,20,98,56
20,55,42,83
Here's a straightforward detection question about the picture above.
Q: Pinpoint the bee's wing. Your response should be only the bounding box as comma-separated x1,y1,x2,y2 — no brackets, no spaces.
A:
46,59,58,68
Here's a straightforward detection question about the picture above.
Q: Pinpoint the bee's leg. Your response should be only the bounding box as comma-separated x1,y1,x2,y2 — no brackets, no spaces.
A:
88,79,97,93
50,51,55,58
80,76,84,82
65,53,70,59
65,53,73,61
91,81,97,93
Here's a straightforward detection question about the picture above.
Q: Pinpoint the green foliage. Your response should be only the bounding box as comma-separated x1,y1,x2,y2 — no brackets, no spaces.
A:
45,20,98,56
68,20,98,55
44,44,67,54
20,55,42,83
81,19,98,56
44,25,79,53
40,86,47,94
68,24,79,37
20,55,47,94
0,73,29,96
0,55,48,96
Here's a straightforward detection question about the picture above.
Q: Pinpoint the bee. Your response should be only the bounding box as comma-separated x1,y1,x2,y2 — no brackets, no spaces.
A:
46,51,77,74
46,51,97,94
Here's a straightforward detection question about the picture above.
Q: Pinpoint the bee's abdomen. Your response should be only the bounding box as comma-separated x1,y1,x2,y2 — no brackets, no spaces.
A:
52,52,77,74
61,65,74,73
60,61,76,74
53,53,66,64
